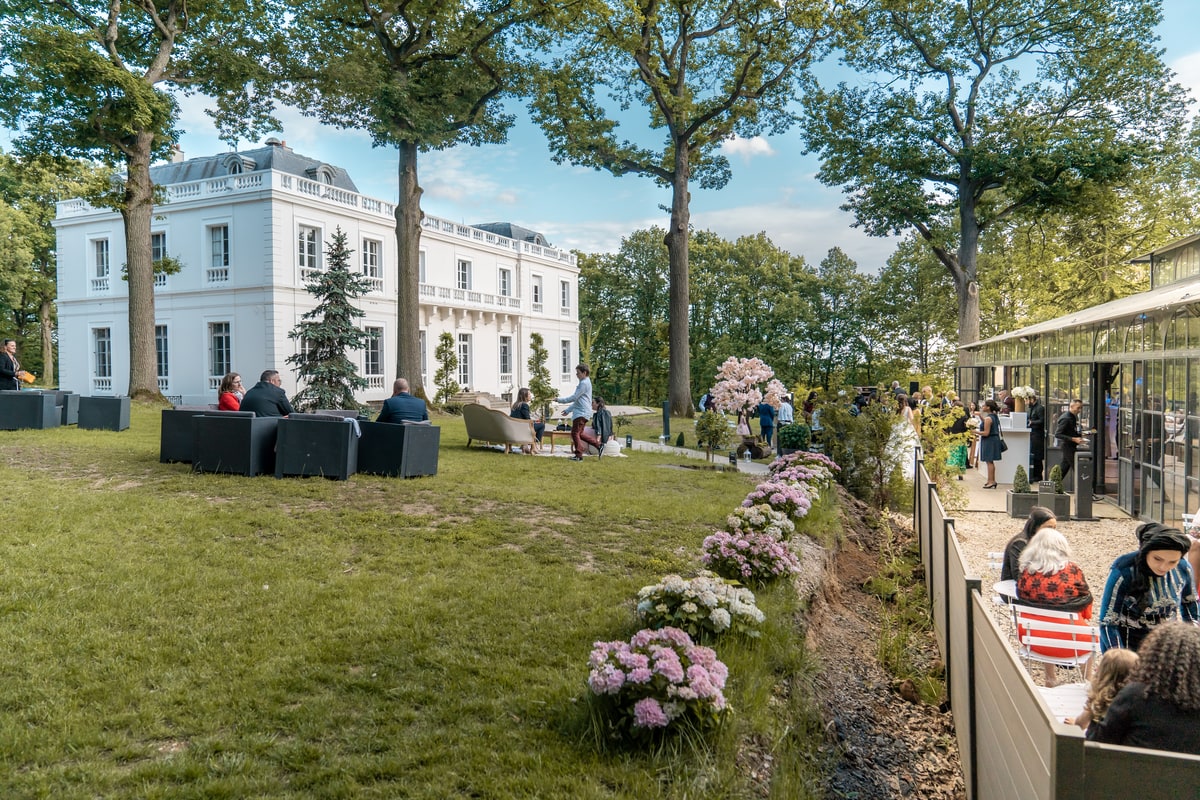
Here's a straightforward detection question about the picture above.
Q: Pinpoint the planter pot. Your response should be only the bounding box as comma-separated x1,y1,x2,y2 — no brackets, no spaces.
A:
1006,491,1039,518
1037,487,1071,518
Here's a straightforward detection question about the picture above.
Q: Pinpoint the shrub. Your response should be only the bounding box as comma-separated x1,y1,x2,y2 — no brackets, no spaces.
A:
701,529,801,584
726,504,795,540
777,423,810,451
694,410,732,459
1012,464,1031,493
742,480,813,519
587,627,729,736
675,432,685,447
635,572,765,639
1049,464,1065,494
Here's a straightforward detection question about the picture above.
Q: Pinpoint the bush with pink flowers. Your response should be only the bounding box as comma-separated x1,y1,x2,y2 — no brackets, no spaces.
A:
742,480,813,519
586,627,729,736
700,529,801,583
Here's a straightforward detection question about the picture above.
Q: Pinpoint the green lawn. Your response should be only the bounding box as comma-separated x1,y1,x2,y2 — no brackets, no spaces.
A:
0,405,829,798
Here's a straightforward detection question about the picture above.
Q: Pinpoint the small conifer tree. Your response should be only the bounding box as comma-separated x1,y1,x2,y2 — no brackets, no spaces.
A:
527,332,555,417
1012,465,1031,493
286,227,370,411
433,332,461,404
1049,464,1065,494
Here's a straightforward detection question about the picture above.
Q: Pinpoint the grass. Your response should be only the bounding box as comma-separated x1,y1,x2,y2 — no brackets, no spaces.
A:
0,404,831,798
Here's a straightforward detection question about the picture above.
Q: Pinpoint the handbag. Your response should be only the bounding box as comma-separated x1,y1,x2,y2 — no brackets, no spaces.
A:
998,422,1008,452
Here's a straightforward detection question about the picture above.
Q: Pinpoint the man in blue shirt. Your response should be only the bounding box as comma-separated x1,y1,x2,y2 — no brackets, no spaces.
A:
556,364,602,461
757,400,776,449
377,378,428,423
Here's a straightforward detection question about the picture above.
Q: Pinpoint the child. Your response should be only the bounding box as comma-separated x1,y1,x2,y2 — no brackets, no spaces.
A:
1068,648,1138,731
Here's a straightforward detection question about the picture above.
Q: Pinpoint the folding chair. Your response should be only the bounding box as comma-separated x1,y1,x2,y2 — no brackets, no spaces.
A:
1011,602,1099,684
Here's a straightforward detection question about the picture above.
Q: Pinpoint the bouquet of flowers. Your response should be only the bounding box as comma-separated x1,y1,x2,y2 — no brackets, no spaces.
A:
701,529,801,583
587,627,729,734
742,480,813,519
726,504,795,540
636,571,766,639
1011,386,1035,400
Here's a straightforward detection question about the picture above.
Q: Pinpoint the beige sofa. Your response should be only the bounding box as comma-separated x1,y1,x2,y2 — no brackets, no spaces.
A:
463,403,537,452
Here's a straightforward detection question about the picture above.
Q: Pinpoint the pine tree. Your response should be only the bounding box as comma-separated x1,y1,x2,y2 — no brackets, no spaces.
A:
433,332,460,404
527,332,555,418
286,227,371,411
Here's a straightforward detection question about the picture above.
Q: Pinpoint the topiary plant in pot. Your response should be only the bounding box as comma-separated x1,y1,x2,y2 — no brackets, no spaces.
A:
777,422,811,454
1040,464,1071,518
1006,464,1038,518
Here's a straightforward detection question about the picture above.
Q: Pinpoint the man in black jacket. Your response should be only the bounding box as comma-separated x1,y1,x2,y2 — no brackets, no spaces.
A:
1027,391,1046,482
239,369,295,417
1053,399,1086,489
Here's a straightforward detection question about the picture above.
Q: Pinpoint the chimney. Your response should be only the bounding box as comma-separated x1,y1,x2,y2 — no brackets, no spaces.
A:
170,144,185,163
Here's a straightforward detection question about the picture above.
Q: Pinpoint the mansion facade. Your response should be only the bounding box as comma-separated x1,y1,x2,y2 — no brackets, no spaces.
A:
52,139,581,406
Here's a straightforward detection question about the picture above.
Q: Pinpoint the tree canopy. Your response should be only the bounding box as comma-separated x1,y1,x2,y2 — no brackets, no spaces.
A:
531,0,835,414
799,0,1192,351
0,0,283,398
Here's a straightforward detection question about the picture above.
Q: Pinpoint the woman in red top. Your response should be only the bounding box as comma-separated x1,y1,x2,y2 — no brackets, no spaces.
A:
1017,527,1094,686
218,372,243,411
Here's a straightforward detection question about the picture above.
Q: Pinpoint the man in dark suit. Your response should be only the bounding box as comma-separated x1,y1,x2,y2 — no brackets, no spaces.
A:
239,369,295,417
377,378,428,423
1053,399,1086,489
1027,391,1046,482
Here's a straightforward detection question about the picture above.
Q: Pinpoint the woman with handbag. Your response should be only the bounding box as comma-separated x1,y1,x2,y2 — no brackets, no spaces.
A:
979,398,1003,488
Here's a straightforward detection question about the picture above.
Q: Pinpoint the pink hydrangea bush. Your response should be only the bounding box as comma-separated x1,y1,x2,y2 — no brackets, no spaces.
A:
769,451,840,479
727,503,795,540
587,627,729,735
635,571,766,639
742,480,813,519
701,529,802,584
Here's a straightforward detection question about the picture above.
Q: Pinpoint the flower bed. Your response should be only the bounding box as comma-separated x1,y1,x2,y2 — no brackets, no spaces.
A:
587,627,729,734
636,571,766,639
726,503,795,540
742,479,813,519
701,529,802,583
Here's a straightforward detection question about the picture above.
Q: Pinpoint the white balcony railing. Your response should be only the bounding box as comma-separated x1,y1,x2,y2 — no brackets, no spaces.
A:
91,276,110,292
206,267,229,283
157,376,169,392
367,375,385,389
364,276,384,293
208,376,221,391
92,377,113,394
154,273,167,288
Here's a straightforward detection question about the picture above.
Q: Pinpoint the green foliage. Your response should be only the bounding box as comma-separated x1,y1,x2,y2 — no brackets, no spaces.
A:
820,400,908,510
870,527,945,705
799,0,1192,345
531,0,836,413
1050,464,1065,494
286,227,371,411
694,410,732,460
674,432,685,448
526,332,555,416
433,331,460,405
778,423,811,451
0,0,283,397
1013,465,1031,494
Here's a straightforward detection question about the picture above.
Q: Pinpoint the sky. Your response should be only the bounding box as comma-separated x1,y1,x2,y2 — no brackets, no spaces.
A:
25,2,1200,271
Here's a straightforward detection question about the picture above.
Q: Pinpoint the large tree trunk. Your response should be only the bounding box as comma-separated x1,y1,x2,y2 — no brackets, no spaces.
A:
124,134,164,402
664,141,693,417
395,140,427,400
38,297,53,386
955,193,981,366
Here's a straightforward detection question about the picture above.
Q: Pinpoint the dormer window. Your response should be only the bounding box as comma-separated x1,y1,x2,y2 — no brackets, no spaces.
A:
221,153,256,175
306,164,336,185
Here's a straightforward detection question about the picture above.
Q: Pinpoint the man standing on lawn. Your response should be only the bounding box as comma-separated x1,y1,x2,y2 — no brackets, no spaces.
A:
556,364,602,461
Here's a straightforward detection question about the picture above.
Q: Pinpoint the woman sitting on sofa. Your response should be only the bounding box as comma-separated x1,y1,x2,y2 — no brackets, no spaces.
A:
510,387,545,453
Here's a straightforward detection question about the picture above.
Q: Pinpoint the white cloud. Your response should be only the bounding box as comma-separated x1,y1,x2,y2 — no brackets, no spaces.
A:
720,135,775,160
1172,50,1200,107
422,149,520,208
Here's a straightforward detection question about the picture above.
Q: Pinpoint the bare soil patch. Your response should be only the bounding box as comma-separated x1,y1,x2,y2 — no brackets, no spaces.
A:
802,491,965,799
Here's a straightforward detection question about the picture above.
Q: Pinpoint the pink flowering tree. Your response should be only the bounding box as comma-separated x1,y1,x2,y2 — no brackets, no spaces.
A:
710,356,787,416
